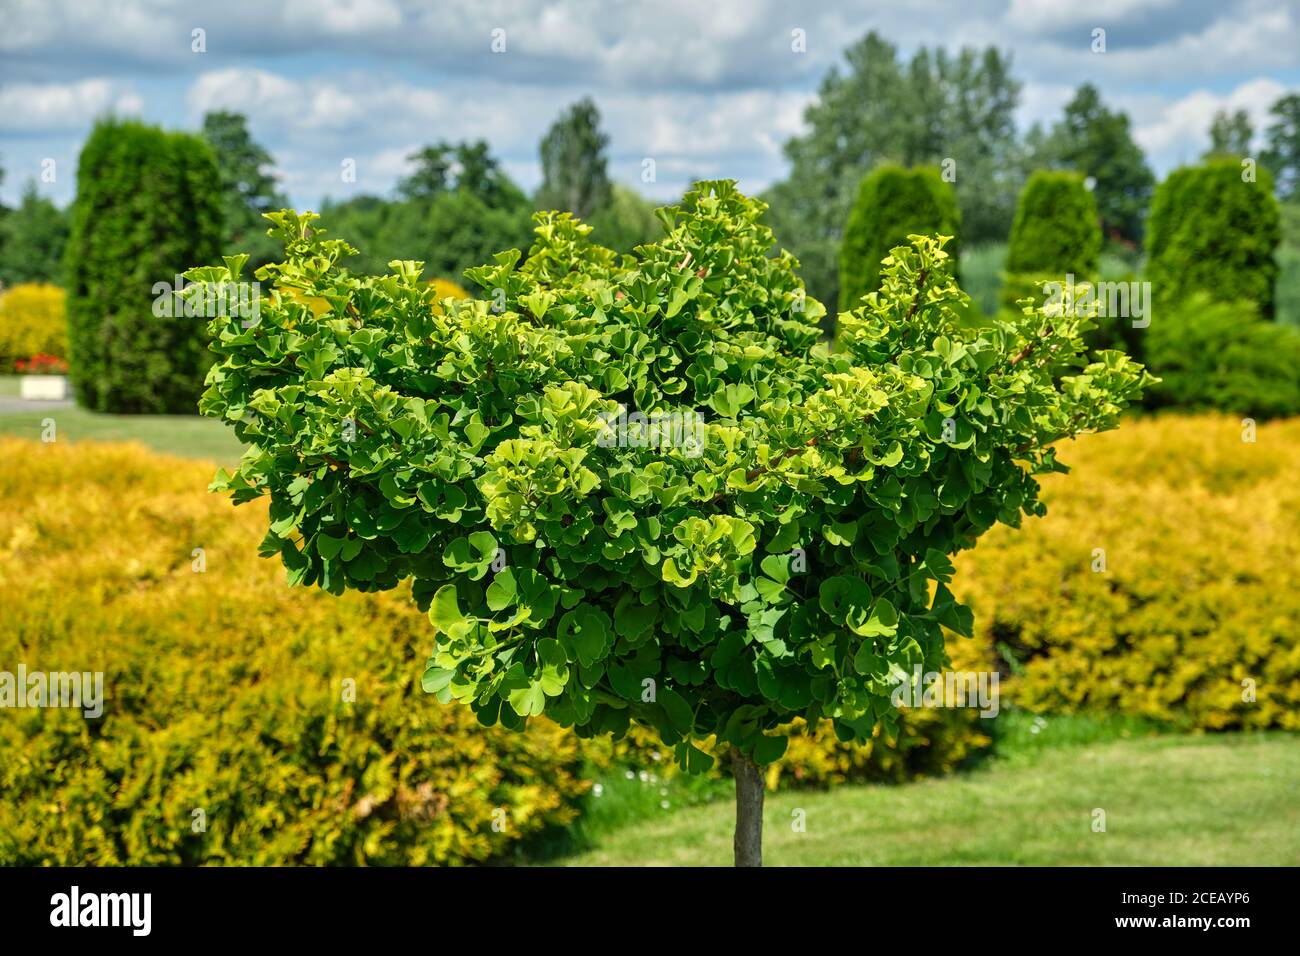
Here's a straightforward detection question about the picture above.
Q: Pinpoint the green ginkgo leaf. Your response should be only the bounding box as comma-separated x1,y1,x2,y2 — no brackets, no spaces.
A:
428,585,467,637
316,532,345,560
507,681,547,717
847,597,899,639
486,567,517,611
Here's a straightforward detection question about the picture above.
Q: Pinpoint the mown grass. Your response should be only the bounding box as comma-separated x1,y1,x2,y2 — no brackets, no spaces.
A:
555,728,1300,866
542,711,1169,861
0,402,244,465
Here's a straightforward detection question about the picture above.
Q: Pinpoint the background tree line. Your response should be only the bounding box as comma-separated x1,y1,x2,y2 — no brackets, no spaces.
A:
2,28,1300,313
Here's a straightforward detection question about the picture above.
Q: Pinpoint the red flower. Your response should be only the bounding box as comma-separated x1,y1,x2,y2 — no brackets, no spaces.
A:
16,353,69,375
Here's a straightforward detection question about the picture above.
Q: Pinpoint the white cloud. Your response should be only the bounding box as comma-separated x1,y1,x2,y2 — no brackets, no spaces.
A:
1112,2,1297,77
1006,0,1180,33
181,66,811,201
1128,77,1289,168
187,68,455,137
1017,82,1077,132
0,79,142,132
1006,0,1299,87
2,0,1297,208
284,0,403,34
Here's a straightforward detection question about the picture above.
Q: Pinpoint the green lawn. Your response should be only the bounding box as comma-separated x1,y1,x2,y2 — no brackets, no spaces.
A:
0,404,244,465
0,375,19,397
557,733,1300,866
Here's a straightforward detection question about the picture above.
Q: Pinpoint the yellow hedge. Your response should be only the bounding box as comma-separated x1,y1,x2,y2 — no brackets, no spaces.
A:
428,278,470,301
955,413,1300,730
0,439,588,865
4,412,1291,864
0,282,67,373
0,435,991,873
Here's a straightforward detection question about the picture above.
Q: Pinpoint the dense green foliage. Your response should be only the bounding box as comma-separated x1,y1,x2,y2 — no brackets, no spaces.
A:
198,180,1148,774
9,411,1292,863
838,165,960,314
959,242,1006,317
765,32,1023,309
0,182,68,287
1002,171,1101,309
1146,160,1281,317
202,111,287,271
1025,84,1154,242
1006,171,1101,275
536,98,613,221
1145,295,1300,418
64,119,223,412
1277,203,1300,328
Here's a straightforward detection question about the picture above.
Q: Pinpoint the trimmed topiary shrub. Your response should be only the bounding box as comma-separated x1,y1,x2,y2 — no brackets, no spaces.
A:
1002,171,1101,310
1145,294,1300,418
0,439,590,865
957,414,1300,731
64,118,223,413
1146,160,1281,317
0,282,66,373
838,165,960,314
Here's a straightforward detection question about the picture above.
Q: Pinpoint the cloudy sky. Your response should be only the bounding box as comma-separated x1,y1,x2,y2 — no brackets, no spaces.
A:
2,0,1298,210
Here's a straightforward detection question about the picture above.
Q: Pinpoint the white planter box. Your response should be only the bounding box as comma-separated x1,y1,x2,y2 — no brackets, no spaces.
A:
20,375,69,401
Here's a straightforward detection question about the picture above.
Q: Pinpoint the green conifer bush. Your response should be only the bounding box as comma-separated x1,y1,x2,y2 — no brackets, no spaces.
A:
839,165,961,314
65,118,224,412
1002,171,1101,311
1146,159,1281,317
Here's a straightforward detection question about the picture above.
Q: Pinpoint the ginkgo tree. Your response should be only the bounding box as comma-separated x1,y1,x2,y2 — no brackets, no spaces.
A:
196,181,1151,866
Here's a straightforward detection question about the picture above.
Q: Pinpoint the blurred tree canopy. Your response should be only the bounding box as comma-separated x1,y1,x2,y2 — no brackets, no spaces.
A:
1205,108,1254,159
321,140,533,283
1024,84,1154,244
1262,93,1300,202
202,111,286,270
588,183,662,254
536,97,613,221
0,182,68,287
764,32,1023,312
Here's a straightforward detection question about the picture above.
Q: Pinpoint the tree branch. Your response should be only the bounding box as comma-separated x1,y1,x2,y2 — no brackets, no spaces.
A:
1008,324,1054,367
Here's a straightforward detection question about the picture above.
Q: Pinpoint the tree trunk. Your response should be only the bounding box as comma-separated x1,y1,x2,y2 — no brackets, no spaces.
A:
731,750,765,867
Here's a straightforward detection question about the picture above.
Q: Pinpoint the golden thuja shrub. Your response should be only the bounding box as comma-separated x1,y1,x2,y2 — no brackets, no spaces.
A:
428,277,471,303
0,282,68,372
4,409,1289,864
0,439,588,865
954,414,1300,730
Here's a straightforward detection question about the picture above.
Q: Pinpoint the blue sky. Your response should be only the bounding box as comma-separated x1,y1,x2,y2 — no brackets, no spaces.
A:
2,0,1298,210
